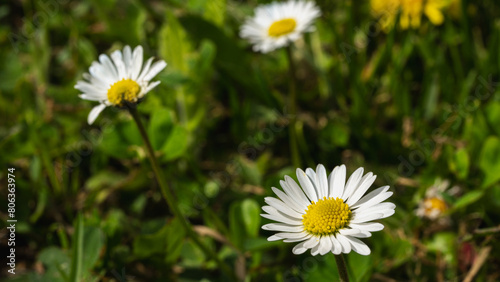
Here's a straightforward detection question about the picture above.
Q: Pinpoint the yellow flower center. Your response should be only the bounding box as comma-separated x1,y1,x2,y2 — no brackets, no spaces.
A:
268,18,297,37
107,79,140,106
424,197,447,215
302,197,352,236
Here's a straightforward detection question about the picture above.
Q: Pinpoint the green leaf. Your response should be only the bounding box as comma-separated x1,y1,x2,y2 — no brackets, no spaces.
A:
425,232,457,265
240,199,260,238
479,136,500,188
203,0,226,26
159,12,191,73
485,102,500,135
180,239,207,268
165,218,186,264
453,190,484,210
348,253,373,282
160,125,189,160
229,202,245,248
102,209,125,237
70,214,84,282
179,15,252,87
85,171,126,191
99,121,140,159
148,109,174,150
38,247,71,281
82,226,104,273
29,155,41,182
133,225,168,258
448,148,469,179
236,156,262,186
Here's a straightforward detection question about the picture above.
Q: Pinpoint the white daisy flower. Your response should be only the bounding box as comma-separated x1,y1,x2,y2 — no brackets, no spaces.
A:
75,45,167,124
416,179,458,220
240,0,321,53
262,164,395,256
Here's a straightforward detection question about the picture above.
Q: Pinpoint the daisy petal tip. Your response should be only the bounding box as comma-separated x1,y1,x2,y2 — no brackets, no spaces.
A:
267,235,282,241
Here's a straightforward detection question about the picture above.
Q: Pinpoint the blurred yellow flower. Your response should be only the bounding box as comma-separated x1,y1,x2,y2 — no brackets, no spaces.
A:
371,0,452,31
416,179,459,220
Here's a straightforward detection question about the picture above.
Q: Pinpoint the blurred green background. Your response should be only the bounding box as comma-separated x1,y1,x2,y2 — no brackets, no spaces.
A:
1,0,500,281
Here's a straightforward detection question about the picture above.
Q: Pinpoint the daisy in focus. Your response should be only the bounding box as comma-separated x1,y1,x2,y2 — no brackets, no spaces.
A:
416,179,458,220
240,0,321,53
371,0,451,31
262,164,395,256
75,45,167,124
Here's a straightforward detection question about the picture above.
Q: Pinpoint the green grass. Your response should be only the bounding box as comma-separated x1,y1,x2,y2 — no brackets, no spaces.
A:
1,0,500,281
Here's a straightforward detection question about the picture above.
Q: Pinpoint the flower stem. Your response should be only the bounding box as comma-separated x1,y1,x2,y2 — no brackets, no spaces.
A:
334,254,350,282
128,106,235,280
285,46,301,168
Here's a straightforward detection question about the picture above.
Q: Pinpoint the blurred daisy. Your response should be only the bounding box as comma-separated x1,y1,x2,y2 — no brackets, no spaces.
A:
371,0,451,30
240,0,321,53
416,179,458,220
75,45,167,124
262,164,395,256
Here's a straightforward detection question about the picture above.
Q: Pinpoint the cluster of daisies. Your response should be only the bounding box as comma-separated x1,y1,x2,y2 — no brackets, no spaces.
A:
75,0,397,258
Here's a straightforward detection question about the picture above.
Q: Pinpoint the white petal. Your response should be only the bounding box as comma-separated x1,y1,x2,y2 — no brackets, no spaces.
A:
265,197,303,219
330,236,342,255
87,104,106,125
283,234,311,243
354,202,396,213
346,173,377,206
329,165,346,198
123,45,132,76
351,186,391,209
316,164,328,199
349,222,384,232
262,223,303,232
350,230,372,238
271,187,305,213
111,50,127,79
305,168,321,198
319,236,333,255
88,62,115,86
351,212,384,224
345,236,371,255
339,228,361,236
130,46,143,81
261,214,300,226
99,54,118,81
143,60,167,81
292,241,308,254
75,80,106,94
283,177,310,208
355,203,396,219
297,168,318,202
267,235,282,241
275,231,309,239
79,94,105,102
143,81,161,95
335,234,351,254
311,243,321,256
342,167,364,200
303,235,320,249
137,57,154,81
261,208,302,225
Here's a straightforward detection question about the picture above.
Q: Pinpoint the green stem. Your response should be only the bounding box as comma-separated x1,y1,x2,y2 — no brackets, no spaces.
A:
334,254,350,282
128,107,235,280
285,46,301,168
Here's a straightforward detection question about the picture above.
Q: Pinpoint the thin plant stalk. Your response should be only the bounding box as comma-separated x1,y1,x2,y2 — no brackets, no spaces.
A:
334,254,350,282
285,45,301,168
128,106,235,280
